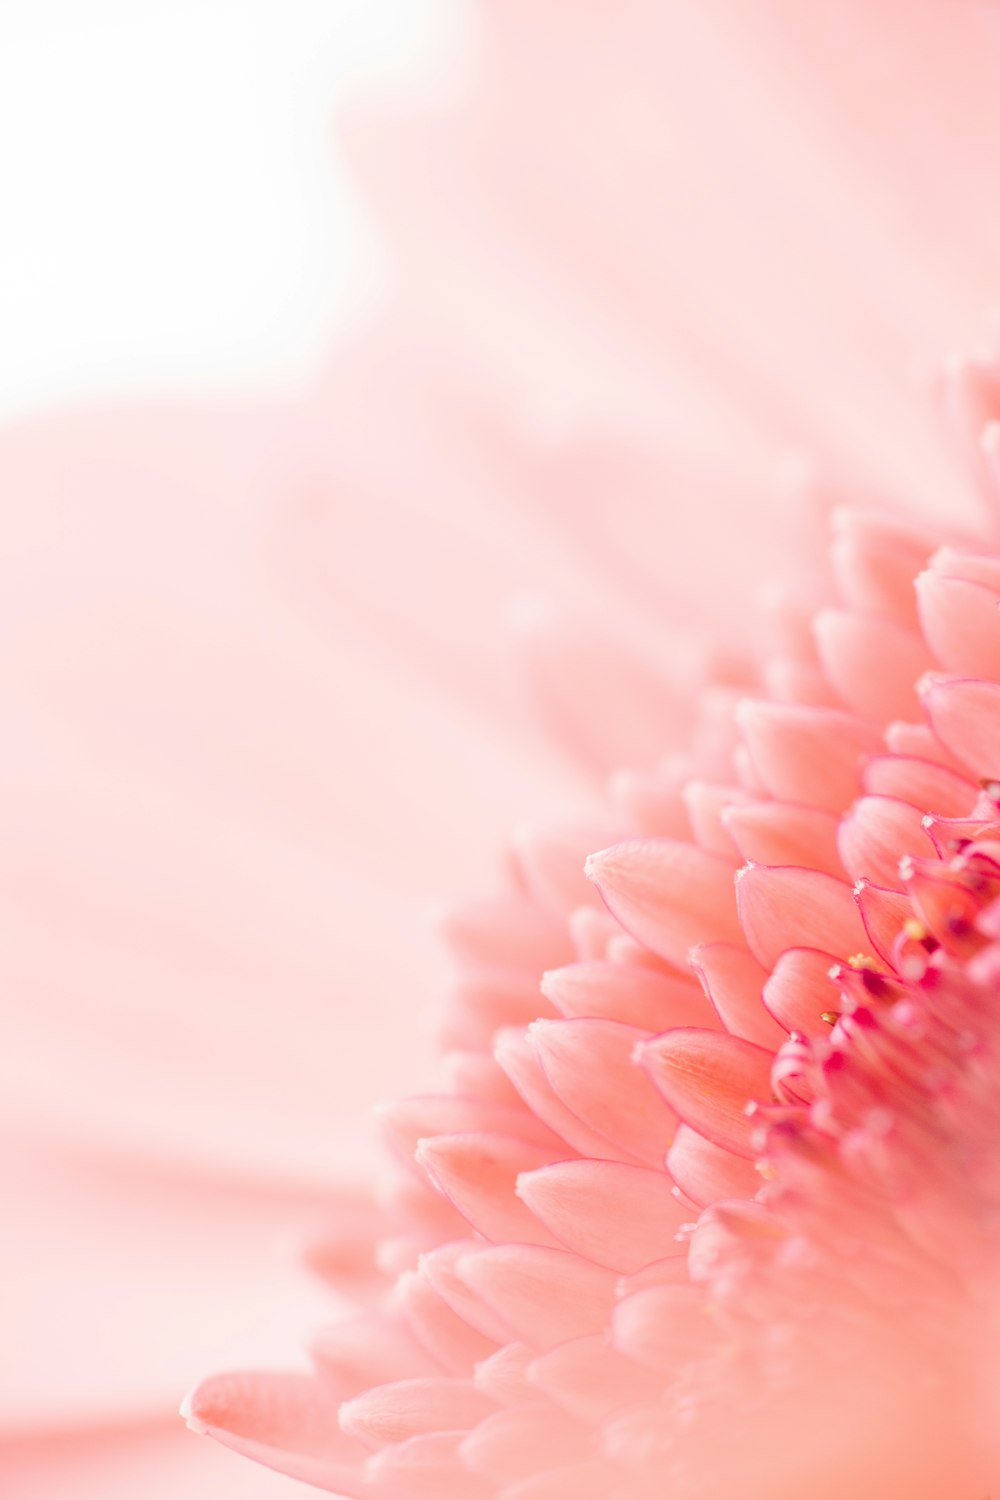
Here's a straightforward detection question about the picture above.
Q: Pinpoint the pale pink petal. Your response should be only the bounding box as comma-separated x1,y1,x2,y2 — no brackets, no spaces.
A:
585,838,741,967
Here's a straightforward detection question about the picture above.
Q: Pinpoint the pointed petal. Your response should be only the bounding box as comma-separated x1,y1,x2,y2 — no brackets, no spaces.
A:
861,753,976,818
813,610,928,722
459,1404,588,1487
585,838,741,967
736,863,868,967
761,947,838,1034
457,1245,618,1350
639,1028,774,1158
689,941,784,1047
837,795,932,888
666,1121,762,1208
339,1377,495,1450
494,1026,633,1163
722,799,844,879
517,1159,687,1273
183,1370,367,1494
920,673,1000,778
527,1335,659,1421
415,1133,563,1247
530,1017,675,1167
917,571,1000,679
854,880,912,967
541,959,712,1032
737,701,879,813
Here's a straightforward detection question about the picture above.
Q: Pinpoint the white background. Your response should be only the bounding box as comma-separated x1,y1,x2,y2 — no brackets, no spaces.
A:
0,0,460,420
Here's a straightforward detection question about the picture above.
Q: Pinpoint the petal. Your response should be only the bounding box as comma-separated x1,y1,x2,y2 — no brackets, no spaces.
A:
184,1370,367,1494
527,1335,658,1421
736,702,880,813
689,941,785,1048
541,959,712,1032
530,1018,676,1167
861,753,976,818
761,947,838,1035
457,1245,618,1351
736,863,868,967
916,572,1000,679
339,1378,496,1450
665,1121,762,1208
920,673,1000,778
722,799,844,879
837,795,933,888
414,1133,563,1247
494,1026,633,1163
813,610,928,722
639,1028,774,1159
585,838,741,967
459,1404,588,1486
516,1159,688,1273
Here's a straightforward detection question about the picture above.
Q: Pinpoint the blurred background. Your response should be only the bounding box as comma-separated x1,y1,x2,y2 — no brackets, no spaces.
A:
0,0,460,418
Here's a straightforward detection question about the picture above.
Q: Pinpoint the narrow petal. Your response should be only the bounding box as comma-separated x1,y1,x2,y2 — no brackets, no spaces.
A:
183,1370,367,1494
916,571,1000,679
761,947,838,1034
920,673,1000,778
854,879,912,967
380,1096,559,1167
639,1028,774,1158
585,838,741,967
612,1284,716,1372
527,1335,659,1421
722,800,844,879
690,941,785,1047
365,1430,491,1500
829,509,934,627
457,1245,618,1350
861,753,977,818
517,1159,688,1273
459,1404,588,1486
394,1271,500,1373
494,1026,634,1163
541,959,712,1031
339,1377,495,1450
666,1121,762,1207
813,609,928,722
530,1018,676,1167
415,1133,563,1247
837,795,932,888
736,863,868,967
737,701,880,813
473,1344,536,1408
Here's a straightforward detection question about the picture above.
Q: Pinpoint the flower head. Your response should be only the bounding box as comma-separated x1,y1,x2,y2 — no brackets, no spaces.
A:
187,327,1000,1497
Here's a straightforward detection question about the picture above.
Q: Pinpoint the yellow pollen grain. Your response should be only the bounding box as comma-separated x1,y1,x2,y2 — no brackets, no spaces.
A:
847,953,882,971
903,917,927,941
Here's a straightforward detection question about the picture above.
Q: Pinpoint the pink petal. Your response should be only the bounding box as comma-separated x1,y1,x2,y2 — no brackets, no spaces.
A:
472,1344,537,1408
917,572,1000,679
527,1335,659,1421
457,1245,618,1350
458,1404,589,1486
854,880,913,967
639,1028,774,1159
861,753,977,818
829,510,936,628
736,702,880,813
541,959,712,1031
516,1159,688,1273
339,1378,496,1450
761,947,839,1035
530,1018,676,1167
920,673,1000,778
722,799,844,879
392,1274,498,1374
689,942,785,1048
364,1429,490,1500
736,862,868,967
183,1370,366,1493
585,838,741,967
666,1121,762,1208
414,1133,564,1247
813,610,929,722
837,795,933,888
494,1026,633,1163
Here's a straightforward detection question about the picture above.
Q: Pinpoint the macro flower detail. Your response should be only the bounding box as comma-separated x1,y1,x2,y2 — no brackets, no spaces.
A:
184,351,1000,1496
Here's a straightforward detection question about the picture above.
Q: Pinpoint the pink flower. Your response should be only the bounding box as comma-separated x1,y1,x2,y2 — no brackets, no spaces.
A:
184,352,1000,1495
10,2,1000,1495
